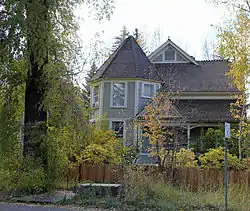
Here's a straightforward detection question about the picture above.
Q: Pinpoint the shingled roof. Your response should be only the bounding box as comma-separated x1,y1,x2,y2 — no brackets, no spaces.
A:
155,61,238,92
92,36,238,93
174,99,237,123
92,36,157,81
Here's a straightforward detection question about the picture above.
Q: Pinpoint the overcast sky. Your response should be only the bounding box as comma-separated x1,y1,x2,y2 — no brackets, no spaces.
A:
75,0,227,82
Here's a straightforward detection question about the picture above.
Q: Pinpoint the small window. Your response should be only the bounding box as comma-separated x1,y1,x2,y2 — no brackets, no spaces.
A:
164,47,175,60
176,52,186,61
92,85,99,107
155,84,160,92
141,126,150,153
111,121,124,138
142,83,155,98
153,53,163,62
112,82,126,107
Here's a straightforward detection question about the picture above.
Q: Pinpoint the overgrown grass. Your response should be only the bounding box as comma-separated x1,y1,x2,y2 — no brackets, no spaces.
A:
61,183,249,211
61,167,250,211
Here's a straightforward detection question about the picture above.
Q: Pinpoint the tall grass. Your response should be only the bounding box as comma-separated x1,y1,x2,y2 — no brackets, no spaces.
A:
63,166,250,211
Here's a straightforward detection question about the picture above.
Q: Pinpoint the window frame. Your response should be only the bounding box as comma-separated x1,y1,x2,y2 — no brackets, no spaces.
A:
110,81,127,108
152,48,189,64
141,82,160,99
109,120,126,142
91,84,100,108
164,47,175,61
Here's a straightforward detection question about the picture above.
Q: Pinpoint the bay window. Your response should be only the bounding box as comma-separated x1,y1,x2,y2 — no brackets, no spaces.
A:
142,83,160,98
92,85,99,107
111,82,127,107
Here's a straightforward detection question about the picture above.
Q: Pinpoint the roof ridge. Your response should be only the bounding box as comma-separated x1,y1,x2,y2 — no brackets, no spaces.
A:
197,59,227,62
130,36,156,78
92,37,131,80
130,36,138,76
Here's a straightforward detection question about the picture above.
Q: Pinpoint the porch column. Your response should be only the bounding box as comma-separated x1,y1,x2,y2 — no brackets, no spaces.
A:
187,124,190,149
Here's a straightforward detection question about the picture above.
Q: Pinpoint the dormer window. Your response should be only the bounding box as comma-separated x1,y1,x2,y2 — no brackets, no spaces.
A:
164,47,175,60
152,47,189,63
154,54,163,62
149,40,199,65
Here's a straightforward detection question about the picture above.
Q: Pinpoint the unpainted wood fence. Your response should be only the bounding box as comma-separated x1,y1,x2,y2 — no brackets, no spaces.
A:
67,164,250,190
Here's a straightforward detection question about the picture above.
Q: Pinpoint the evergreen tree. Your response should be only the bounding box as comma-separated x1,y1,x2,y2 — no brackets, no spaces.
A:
83,61,98,101
133,28,148,54
111,25,130,52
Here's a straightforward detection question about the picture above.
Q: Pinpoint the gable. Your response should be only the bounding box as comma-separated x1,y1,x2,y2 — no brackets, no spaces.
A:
137,101,184,120
149,39,199,65
151,45,188,63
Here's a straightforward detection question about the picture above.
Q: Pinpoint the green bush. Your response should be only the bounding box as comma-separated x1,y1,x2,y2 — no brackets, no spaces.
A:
17,158,46,194
76,129,126,164
198,147,243,170
192,128,224,153
176,148,197,168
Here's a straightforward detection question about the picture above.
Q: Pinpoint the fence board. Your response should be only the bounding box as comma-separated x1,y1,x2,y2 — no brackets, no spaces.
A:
68,165,249,190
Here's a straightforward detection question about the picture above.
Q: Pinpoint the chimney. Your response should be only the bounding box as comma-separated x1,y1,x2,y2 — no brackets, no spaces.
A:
135,28,138,41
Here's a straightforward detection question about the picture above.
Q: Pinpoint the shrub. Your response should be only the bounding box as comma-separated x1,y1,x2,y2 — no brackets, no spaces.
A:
77,129,126,164
193,128,224,153
176,148,197,168
198,147,243,170
17,160,46,194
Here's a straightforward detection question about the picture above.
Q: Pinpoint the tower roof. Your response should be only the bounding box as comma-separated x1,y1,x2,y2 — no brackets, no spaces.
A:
92,36,157,81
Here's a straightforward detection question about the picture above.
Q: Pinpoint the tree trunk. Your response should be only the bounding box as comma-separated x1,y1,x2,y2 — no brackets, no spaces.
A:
23,52,47,157
23,0,49,165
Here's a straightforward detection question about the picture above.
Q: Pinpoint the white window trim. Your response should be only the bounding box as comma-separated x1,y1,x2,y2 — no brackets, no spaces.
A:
109,119,126,145
91,83,100,108
99,81,104,116
163,47,175,61
152,47,189,63
148,40,199,65
134,81,139,116
141,82,157,99
110,81,128,108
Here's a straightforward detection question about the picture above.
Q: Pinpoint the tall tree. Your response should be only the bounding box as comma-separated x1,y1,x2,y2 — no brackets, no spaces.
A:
133,28,148,53
111,25,130,52
0,0,114,161
202,39,214,60
83,61,98,101
209,0,250,159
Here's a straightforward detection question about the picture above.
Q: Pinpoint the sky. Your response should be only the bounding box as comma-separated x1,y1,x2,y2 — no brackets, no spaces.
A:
75,0,228,81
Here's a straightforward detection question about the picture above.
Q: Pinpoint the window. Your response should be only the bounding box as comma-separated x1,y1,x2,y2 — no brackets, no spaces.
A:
155,84,160,92
153,53,163,62
141,126,150,153
112,82,126,107
164,47,175,60
176,52,186,61
92,85,99,107
142,83,155,98
111,121,124,138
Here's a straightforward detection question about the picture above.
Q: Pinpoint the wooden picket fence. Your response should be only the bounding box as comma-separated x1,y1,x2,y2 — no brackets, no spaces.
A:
67,164,250,190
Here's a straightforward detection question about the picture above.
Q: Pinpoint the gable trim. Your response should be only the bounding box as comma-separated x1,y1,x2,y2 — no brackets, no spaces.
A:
149,39,199,65
136,101,184,120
